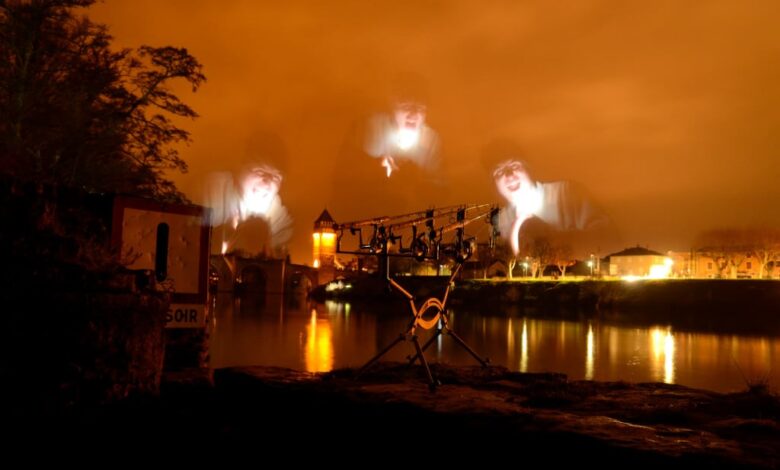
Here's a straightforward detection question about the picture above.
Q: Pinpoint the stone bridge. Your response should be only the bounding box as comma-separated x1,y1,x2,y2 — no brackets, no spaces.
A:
210,254,318,296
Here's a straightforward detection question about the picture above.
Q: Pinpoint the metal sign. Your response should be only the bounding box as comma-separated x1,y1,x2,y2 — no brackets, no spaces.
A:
112,196,211,329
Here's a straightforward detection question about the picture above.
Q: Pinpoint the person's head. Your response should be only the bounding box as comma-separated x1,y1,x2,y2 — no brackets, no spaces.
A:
492,159,534,203
392,100,426,151
238,164,282,217
393,101,426,131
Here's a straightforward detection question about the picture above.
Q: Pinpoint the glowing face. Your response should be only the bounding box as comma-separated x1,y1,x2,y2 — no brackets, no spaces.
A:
394,101,426,131
493,159,542,254
493,160,533,203
239,166,281,218
393,101,426,150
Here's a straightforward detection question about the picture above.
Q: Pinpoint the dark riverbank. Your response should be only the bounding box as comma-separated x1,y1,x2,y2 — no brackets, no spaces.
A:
456,278,780,311
317,276,780,311
17,364,779,467
314,277,780,334
457,279,780,335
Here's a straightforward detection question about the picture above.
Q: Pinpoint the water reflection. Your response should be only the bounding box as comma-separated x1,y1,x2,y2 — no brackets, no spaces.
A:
211,297,780,393
585,323,594,380
304,310,333,372
520,319,528,373
647,328,676,384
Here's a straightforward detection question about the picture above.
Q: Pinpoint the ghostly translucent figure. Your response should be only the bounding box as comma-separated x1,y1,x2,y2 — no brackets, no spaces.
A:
205,164,292,256
493,159,609,255
365,100,439,178
236,166,282,224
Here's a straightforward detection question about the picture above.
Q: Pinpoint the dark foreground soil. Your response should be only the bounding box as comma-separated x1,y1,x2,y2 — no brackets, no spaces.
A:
13,363,779,467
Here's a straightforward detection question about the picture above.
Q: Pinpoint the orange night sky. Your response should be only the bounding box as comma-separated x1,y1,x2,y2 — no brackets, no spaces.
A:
90,0,780,264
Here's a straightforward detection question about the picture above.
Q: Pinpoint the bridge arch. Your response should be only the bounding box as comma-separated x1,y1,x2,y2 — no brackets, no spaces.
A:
239,264,267,295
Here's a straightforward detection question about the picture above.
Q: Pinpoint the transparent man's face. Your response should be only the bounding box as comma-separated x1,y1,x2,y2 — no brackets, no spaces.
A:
493,160,533,202
240,167,281,217
393,101,426,151
394,101,426,132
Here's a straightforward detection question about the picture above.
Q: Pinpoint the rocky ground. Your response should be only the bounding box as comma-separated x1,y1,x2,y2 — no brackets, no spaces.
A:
17,363,779,467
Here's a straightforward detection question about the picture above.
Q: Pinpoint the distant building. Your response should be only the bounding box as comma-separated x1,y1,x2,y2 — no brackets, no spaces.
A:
769,261,780,279
666,251,694,278
693,253,769,279
639,249,779,280
607,246,671,278
313,209,337,283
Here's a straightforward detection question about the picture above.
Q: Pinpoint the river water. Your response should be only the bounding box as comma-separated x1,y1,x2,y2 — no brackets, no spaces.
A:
210,294,780,393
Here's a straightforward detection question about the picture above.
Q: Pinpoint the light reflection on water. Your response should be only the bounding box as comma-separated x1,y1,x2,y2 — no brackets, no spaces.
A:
210,295,780,393
304,309,333,372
